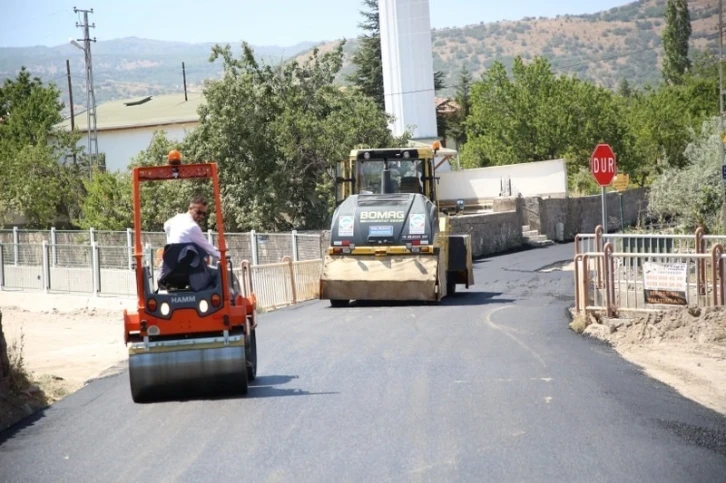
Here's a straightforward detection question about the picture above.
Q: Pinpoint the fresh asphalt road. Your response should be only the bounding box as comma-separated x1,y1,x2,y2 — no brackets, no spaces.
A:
1,243,726,482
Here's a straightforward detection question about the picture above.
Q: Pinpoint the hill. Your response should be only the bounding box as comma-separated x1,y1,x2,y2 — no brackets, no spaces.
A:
301,0,719,95
0,0,719,115
0,37,318,117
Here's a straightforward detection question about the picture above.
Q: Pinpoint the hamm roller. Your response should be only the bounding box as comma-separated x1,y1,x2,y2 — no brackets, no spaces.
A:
123,151,258,403
320,144,474,306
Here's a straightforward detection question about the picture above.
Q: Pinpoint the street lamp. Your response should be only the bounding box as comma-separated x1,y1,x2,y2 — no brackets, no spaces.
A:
69,38,84,51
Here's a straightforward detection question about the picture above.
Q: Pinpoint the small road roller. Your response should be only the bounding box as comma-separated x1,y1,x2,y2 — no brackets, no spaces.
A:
123,151,258,403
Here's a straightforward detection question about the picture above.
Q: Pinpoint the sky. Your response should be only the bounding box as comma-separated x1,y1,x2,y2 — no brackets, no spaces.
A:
0,0,633,48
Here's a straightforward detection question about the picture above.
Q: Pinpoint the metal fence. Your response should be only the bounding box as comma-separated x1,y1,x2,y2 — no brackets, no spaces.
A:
0,227,324,267
574,225,726,257
0,227,325,311
574,225,726,316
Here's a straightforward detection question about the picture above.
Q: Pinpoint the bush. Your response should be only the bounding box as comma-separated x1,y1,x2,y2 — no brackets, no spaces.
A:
648,117,724,232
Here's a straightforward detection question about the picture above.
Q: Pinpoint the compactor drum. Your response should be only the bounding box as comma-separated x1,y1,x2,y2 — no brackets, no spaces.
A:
320,146,474,306
123,152,258,403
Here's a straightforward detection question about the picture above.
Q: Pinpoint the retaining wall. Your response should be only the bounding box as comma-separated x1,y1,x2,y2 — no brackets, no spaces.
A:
531,188,649,242
450,211,523,258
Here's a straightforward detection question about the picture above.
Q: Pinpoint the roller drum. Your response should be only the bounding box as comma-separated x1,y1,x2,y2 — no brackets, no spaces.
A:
129,343,248,403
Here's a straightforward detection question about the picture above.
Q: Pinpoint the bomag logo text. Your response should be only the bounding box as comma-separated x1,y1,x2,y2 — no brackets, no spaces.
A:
171,296,196,304
360,211,405,221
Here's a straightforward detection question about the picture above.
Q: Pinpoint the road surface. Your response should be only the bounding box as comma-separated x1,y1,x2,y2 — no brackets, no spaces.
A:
1,243,725,482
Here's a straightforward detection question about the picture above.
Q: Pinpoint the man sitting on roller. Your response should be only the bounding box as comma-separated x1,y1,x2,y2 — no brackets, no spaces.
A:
158,195,222,291
163,195,221,260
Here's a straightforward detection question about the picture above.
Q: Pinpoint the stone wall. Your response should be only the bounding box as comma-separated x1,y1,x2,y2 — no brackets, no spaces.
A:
450,211,523,258
531,187,649,241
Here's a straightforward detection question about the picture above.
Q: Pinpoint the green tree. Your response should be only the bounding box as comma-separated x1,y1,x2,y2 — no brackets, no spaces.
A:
662,0,692,85
648,117,723,232
617,49,719,186
76,169,133,230
0,67,82,228
126,131,203,232
461,56,626,176
447,66,473,147
0,67,63,146
617,78,633,97
178,41,402,232
347,0,384,109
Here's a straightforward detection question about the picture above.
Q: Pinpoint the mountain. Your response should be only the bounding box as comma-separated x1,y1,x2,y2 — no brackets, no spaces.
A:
0,37,318,117
0,0,719,116
301,0,719,96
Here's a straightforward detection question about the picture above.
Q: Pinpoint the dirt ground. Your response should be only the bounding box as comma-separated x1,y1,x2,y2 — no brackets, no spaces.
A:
575,306,726,416
0,293,133,431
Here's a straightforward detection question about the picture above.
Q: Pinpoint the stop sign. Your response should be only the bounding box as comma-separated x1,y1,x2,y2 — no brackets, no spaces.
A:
590,143,616,186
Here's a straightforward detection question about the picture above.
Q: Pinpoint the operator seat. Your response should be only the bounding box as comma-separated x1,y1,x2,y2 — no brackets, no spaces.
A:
158,242,218,292
400,176,422,194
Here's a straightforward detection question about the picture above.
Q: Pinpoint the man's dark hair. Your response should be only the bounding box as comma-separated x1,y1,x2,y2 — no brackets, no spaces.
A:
189,195,207,206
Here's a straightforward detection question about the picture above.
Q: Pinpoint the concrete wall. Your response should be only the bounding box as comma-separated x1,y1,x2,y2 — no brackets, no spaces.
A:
530,188,649,242
450,211,523,258
437,159,568,201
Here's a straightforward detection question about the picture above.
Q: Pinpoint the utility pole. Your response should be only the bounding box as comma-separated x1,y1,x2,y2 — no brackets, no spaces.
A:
720,0,726,233
66,59,77,165
182,61,188,101
73,7,99,176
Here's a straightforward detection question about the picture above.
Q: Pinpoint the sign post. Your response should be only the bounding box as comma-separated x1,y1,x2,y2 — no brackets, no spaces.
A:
612,173,630,232
590,144,617,234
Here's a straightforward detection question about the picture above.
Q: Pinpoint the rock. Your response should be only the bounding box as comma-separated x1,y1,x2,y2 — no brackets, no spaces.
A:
603,317,627,332
584,322,614,339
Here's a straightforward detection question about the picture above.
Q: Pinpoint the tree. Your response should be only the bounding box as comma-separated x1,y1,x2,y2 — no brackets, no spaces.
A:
447,66,473,147
347,0,384,109
124,131,203,232
76,169,133,231
0,67,82,228
648,117,723,232
347,0,446,110
617,78,633,97
460,56,626,175
176,41,401,232
662,0,692,85
0,67,63,146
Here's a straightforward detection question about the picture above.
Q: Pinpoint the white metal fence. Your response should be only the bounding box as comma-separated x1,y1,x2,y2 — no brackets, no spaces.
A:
0,227,324,267
0,227,325,311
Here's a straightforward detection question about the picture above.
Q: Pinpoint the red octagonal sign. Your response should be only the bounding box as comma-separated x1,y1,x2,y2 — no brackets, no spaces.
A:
590,143,616,187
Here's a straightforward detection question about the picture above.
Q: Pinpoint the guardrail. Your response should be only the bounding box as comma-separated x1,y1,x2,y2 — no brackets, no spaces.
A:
0,242,322,312
574,225,726,316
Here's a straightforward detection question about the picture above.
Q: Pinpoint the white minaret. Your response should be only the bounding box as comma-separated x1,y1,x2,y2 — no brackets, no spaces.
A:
379,0,438,140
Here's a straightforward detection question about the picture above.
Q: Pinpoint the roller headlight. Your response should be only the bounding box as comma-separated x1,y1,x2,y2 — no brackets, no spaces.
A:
160,302,170,316
199,299,209,313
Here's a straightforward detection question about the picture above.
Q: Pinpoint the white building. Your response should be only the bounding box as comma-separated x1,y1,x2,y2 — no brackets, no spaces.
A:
54,92,203,172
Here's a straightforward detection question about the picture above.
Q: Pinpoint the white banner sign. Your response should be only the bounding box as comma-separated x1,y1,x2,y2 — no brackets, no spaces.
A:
642,261,688,305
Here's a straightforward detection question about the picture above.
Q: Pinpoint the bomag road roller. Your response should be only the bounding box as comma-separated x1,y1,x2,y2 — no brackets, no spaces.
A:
122,150,258,403
319,144,474,306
